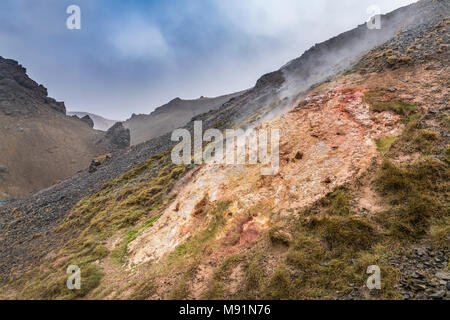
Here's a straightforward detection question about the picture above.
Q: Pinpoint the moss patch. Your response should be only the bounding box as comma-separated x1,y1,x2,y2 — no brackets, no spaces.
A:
375,136,398,154
375,158,449,240
364,91,417,116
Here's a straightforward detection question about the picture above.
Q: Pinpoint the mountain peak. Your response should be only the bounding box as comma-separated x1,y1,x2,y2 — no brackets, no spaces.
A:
0,56,66,116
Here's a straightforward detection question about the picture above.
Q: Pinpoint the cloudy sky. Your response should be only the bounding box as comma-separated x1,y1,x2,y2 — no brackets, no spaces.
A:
0,0,417,120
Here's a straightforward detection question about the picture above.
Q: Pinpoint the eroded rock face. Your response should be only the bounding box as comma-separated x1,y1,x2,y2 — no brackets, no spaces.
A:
255,70,285,89
104,122,130,149
80,115,94,128
0,57,66,116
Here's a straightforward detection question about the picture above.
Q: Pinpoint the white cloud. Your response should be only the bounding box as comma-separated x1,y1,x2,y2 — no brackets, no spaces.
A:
214,0,418,38
110,18,170,59
215,0,307,37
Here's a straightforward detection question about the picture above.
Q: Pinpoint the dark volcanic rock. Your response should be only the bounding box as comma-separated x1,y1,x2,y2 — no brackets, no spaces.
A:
255,70,285,89
88,159,101,173
104,122,130,149
45,97,66,114
390,246,450,300
0,57,66,116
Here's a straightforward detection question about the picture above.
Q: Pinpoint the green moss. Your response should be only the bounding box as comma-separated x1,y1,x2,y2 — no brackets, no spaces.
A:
445,147,450,162
78,264,104,298
440,112,450,129
204,255,243,299
411,129,439,154
60,151,179,239
268,226,291,246
286,233,326,269
19,263,103,300
171,281,189,300
321,188,352,216
375,158,448,239
263,222,402,299
169,263,200,300
309,216,378,251
375,136,398,154
364,91,417,116
264,266,291,299
111,243,128,265
141,215,162,230
240,254,264,299
430,219,450,248
92,244,108,260
129,282,155,300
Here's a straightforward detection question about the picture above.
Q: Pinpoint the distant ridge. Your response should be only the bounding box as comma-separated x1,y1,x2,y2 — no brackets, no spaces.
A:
68,111,119,131
123,91,245,145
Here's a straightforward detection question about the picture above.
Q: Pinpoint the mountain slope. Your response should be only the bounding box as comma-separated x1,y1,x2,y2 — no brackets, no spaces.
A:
67,111,119,131
123,92,244,145
0,57,131,200
0,105,105,199
0,0,448,300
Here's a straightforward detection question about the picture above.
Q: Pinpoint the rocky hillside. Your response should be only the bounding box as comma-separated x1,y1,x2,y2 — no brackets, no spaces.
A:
68,111,119,131
123,92,243,145
0,57,130,200
0,0,448,300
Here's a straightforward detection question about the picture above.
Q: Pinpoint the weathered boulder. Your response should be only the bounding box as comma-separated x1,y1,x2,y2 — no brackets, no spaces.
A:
0,166,7,179
105,122,130,149
88,159,101,173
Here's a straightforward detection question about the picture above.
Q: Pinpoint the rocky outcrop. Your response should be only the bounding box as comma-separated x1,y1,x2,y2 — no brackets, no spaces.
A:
255,70,285,89
104,122,130,149
0,57,66,116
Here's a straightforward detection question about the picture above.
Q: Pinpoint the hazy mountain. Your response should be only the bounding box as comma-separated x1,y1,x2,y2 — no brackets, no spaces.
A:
123,92,244,145
67,111,119,131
